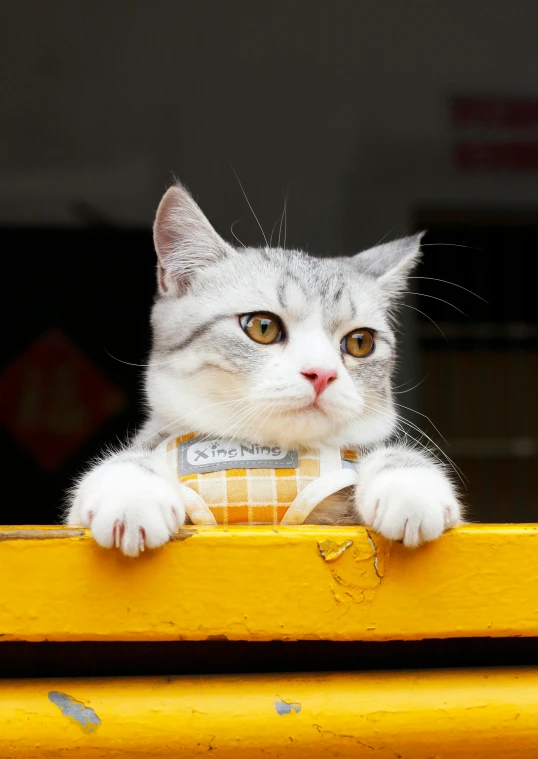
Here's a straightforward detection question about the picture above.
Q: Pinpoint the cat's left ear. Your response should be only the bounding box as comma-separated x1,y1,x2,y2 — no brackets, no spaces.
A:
352,232,425,300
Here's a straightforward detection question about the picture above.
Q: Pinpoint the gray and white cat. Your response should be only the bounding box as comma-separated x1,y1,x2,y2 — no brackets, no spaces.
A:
66,183,461,556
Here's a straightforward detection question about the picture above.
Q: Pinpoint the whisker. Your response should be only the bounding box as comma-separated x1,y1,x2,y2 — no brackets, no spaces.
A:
230,219,246,248
136,389,281,447
136,397,251,446
370,223,399,248
392,401,448,445
250,401,277,442
358,396,466,485
406,291,467,316
223,401,273,445
419,242,483,251
408,276,487,303
281,193,289,249
396,415,466,484
105,350,166,368
400,302,447,340
269,216,279,248
393,376,428,395
359,239,481,281
229,164,268,247
392,374,427,392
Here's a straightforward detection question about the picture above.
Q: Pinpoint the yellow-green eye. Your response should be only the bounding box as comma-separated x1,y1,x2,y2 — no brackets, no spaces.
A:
240,312,283,345
341,328,375,357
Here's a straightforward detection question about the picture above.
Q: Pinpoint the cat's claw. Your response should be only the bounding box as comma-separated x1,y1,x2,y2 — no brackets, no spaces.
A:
357,467,460,547
113,520,124,549
69,461,186,557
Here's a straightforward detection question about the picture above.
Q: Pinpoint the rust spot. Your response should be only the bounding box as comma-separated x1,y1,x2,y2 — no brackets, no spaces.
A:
205,634,229,641
317,539,353,562
0,529,85,541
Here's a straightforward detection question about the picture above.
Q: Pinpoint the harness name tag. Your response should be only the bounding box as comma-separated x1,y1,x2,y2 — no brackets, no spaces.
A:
176,436,299,475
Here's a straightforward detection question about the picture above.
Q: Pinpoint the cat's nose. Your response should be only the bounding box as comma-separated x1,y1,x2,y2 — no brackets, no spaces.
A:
301,368,338,396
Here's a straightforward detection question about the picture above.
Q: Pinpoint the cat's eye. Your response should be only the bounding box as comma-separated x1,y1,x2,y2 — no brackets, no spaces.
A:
341,328,375,358
240,312,284,345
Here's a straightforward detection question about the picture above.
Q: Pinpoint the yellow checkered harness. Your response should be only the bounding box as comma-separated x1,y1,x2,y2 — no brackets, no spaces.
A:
162,433,360,525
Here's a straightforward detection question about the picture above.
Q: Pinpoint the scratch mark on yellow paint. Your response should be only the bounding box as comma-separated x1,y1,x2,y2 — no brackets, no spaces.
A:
331,572,366,604
365,530,381,578
312,723,376,749
48,691,101,733
317,539,353,562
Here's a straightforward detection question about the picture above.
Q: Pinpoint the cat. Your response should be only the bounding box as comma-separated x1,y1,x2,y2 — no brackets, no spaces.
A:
65,182,461,556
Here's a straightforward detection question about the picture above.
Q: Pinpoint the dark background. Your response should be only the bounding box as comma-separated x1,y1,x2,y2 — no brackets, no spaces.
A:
1,1,537,525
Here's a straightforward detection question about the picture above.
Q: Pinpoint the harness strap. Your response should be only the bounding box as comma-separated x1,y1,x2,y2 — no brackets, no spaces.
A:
181,485,217,525
280,468,359,524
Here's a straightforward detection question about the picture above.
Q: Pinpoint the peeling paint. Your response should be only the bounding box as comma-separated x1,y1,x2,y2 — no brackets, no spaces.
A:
318,539,353,562
274,697,301,715
48,691,101,733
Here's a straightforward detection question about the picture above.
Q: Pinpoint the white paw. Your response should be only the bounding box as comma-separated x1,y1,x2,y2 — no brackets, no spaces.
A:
68,462,186,557
357,467,460,547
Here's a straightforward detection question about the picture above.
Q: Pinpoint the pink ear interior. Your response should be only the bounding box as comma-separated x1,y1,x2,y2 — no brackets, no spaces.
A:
153,186,185,296
158,263,169,294
153,186,180,258
152,183,231,297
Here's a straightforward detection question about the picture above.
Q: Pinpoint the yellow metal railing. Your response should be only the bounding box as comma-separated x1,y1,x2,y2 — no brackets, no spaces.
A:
1,524,538,642
2,524,538,757
2,669,538,757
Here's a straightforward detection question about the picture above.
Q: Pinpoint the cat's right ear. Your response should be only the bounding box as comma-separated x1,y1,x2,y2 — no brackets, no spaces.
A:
153,183,233,296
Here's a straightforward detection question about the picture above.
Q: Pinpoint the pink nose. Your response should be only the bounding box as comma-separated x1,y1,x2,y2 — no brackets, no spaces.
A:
301,368,338,397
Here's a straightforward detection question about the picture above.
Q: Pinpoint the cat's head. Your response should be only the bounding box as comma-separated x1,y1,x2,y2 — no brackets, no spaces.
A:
146,183,422,449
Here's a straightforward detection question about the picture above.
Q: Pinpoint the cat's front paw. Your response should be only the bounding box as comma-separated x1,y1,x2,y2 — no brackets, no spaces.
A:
68,462,186,557
357,467,460,547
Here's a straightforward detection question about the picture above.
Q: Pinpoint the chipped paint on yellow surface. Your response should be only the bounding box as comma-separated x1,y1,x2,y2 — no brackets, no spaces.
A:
1,669,538,757
47,691,101,734
317,538,353,561
1,524,538,642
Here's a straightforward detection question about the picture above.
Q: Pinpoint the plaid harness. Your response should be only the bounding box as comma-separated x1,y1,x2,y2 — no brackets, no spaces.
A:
161,433,360,525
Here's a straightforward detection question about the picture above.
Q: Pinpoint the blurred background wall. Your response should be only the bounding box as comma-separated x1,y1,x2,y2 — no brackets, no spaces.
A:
1,0,537,524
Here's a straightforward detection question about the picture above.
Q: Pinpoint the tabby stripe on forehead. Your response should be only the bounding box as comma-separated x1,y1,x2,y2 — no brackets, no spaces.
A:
333,283,344,303
277,271,311,309
166,316,227,353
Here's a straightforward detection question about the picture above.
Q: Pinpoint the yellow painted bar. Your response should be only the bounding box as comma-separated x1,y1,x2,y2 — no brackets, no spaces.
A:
1,668,538,757
1,524,538,642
